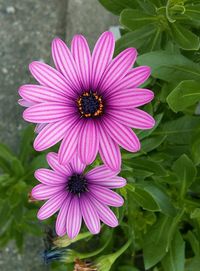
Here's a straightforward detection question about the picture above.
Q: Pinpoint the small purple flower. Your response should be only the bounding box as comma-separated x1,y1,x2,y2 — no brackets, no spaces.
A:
32,152,126,239
19,31,155,170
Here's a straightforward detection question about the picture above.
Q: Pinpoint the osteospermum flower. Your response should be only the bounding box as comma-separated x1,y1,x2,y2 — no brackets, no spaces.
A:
19,31,155,170
32,152,126,239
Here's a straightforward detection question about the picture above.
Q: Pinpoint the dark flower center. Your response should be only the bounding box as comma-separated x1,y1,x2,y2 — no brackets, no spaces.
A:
77,91,104,118
67,173,88,195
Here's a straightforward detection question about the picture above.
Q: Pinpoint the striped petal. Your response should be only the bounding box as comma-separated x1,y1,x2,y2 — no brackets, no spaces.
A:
88,176,126,189
34,169,67,186
91,31,115,89
90,185,124,207
89,195,118,227
37,191,67,220
108,108,155,129
70,154,86,174
66,196,82,239
98,48,137,93
80,195,100,234
102,117,141,152
18,99,34,107
23,102,74,123
19,84,70,104
98,123,121,171
71,35,91,90
47,152,72,176
32,184,65,200
78,120,99,165
56,195,72,236
29,61,74,97
86,165,118,180
52,38,81,92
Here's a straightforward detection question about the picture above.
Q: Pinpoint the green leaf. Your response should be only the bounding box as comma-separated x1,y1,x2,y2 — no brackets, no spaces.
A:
115,24,156,55
137,51,200,82
98,0,136,15
170,23,200,50
185,4,200,23
127,184,160,211
143,212,183,269
120,9,158,31
167,80,200,112
191,136,200,165
161,231,185,271
173,154,197,199
141,183,177,216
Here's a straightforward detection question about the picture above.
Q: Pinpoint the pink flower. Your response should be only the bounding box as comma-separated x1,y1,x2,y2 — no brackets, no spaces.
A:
19,31,155,170
32,152,126,239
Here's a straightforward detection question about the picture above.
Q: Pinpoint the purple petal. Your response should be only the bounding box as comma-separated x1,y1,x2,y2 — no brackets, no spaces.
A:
37,191,67,220
19,84,70,104
23,102,75,123
102,117,141,152
108,108,155,129
89,195,118,227
106,66,151,96
33,117,76,151
88,176,126,189
86,165,118,180
66,196,82,239
71,35,91,90
89,185,124,207
59,120,83,164
91,31,115,89
46,152,72,176
52,38,81,92
32,184,65,200
98,48,137,93
78,120,99,165
70,154,86,174
107,88,154,108
18,99,35,107
98,123,121,171
29,61,75,97
80,195,100,234
35,123,47,134
34,168,67,186
56,195,72,236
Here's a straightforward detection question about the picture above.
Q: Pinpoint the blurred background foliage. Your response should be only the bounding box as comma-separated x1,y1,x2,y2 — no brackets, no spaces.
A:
1,0,200,270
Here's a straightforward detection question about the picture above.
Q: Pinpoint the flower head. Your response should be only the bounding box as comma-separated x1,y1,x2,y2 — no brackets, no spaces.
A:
19,31,155,170
32,152,126,239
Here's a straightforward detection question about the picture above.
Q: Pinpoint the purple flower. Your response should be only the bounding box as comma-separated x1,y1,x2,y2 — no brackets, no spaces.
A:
19,31,155,170
32,152,126,239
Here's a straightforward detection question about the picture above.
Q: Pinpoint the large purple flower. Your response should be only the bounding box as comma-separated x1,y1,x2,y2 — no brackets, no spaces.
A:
32,152,126,239
19,31,155,170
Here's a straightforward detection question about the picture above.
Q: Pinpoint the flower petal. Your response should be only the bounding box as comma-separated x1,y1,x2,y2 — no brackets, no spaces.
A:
89,195,118,227
32,184,65,200
52,38,81,92
71,35,91,90
107,88,154,108
78,120,99,165
35,123,47,133
80,195,100,234
89,185,124,207
91,31,115,89
108,108,155,129
56,195,72,236
98,48,137,93
86,165,118,180
18,99,34,107
29,61,74,97
102,117,140,152
66,196,82,239
59,120,83,164
33,117,76,151
23,102,75,123
70,154,86,174
88,176,126,189
34,168,67,186
98,124,121,171
106,66,151,96
47,152,72,176
37,191,67,220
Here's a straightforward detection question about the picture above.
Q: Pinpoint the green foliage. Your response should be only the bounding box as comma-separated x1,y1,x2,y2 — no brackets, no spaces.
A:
0,126,48,250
